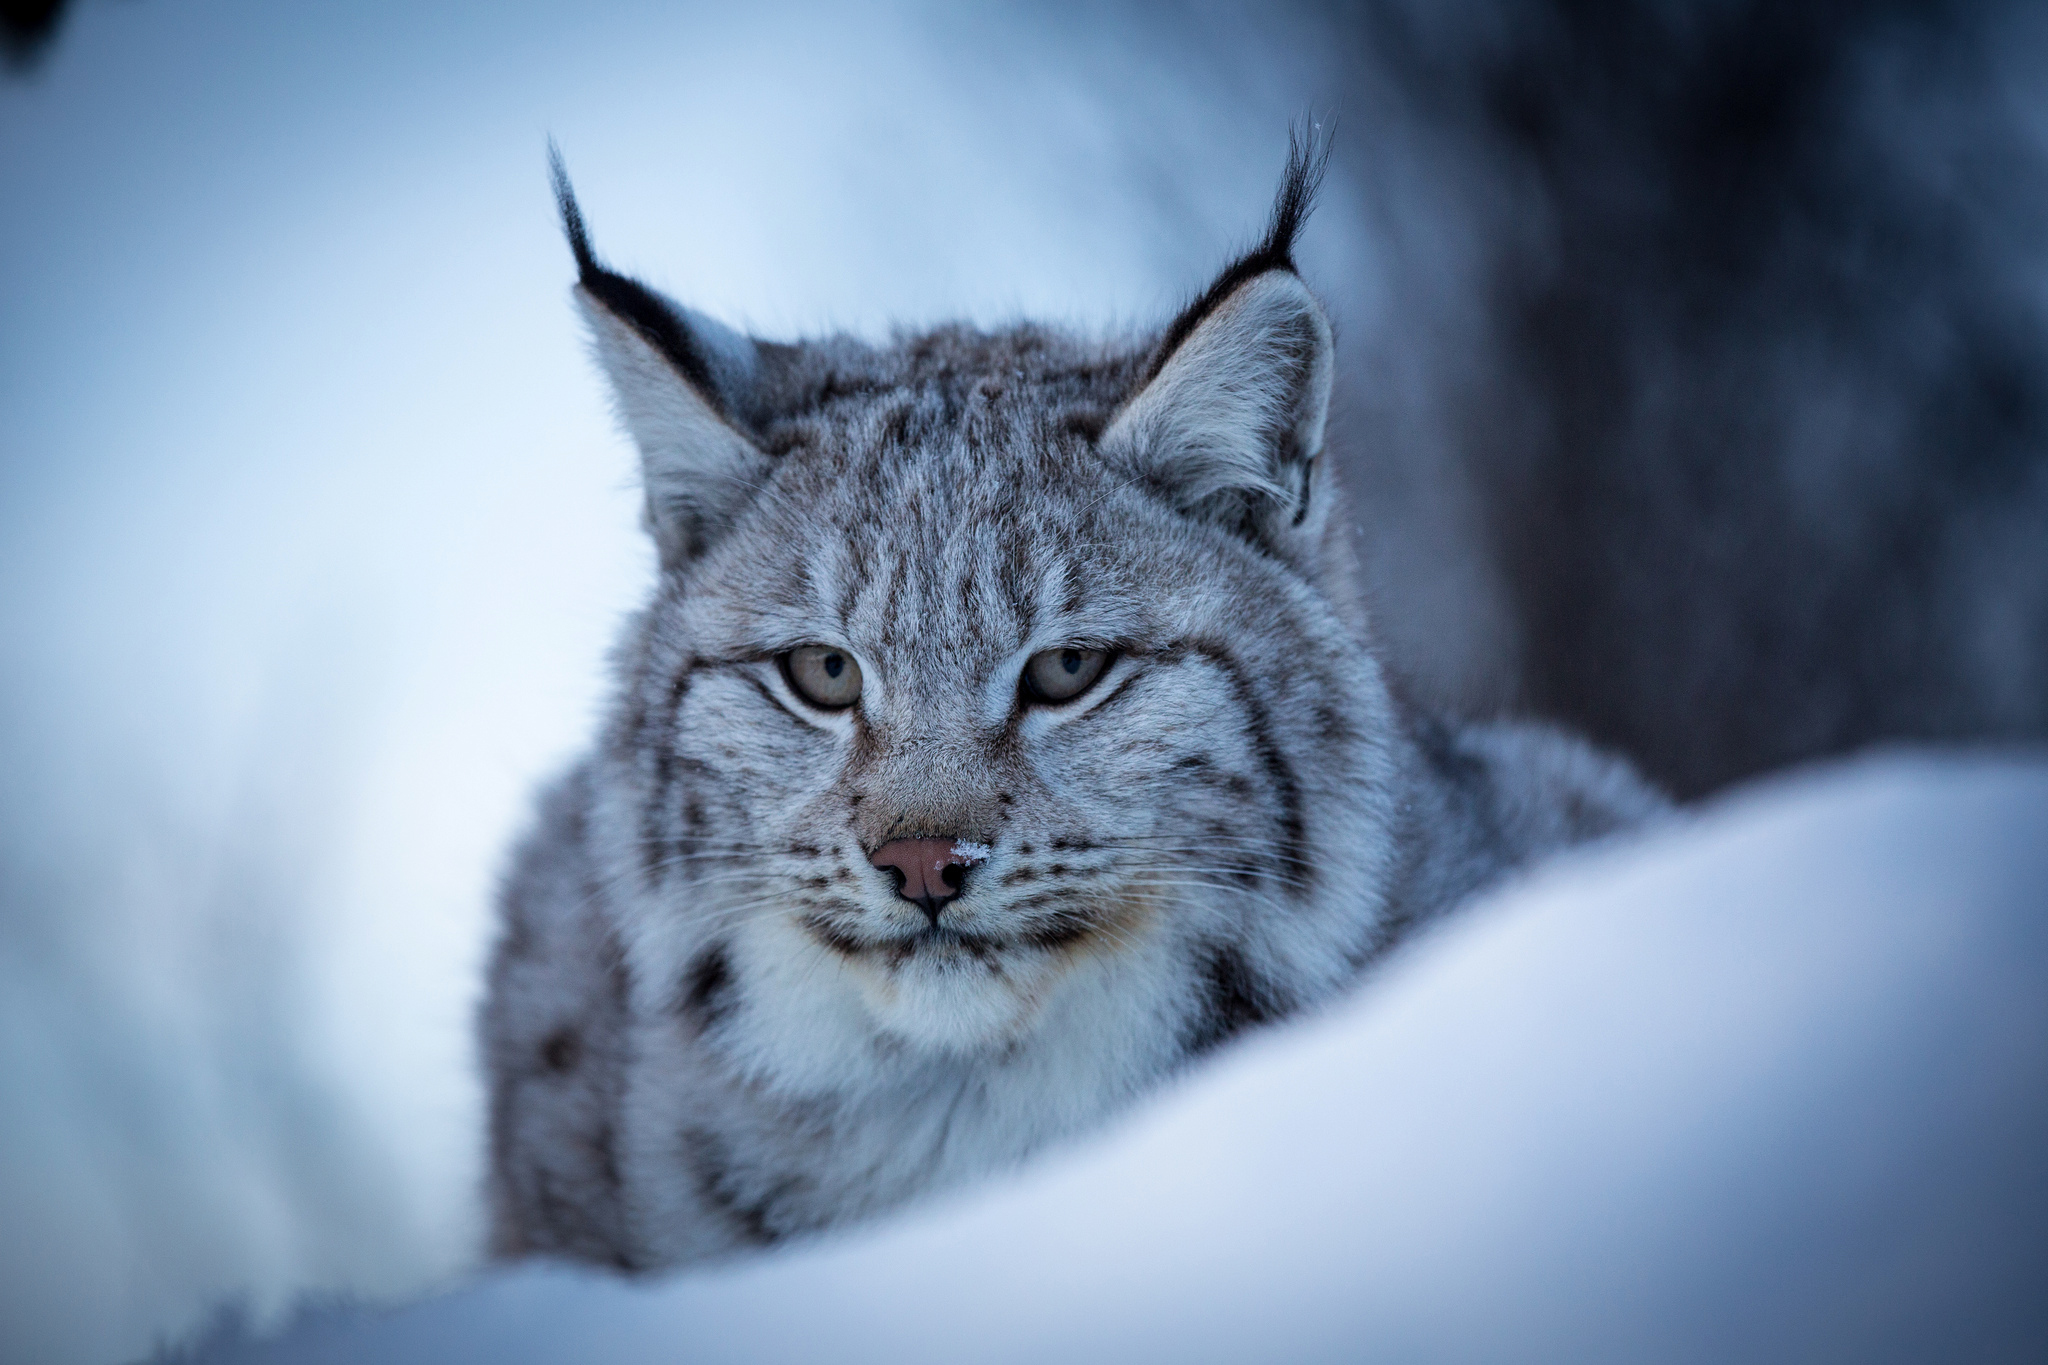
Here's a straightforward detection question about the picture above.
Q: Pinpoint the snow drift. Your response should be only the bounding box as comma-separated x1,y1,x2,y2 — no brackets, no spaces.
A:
197,753,2048,1364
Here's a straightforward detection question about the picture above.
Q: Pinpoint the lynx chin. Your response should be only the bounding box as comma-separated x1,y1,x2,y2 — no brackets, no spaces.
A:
482,134,1664,1270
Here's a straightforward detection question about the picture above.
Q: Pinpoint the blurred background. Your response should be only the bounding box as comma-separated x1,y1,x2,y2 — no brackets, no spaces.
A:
2,2,2044,1362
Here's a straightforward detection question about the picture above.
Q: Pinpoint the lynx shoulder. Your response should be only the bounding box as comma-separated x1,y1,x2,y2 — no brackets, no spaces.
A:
480,135,1664,1270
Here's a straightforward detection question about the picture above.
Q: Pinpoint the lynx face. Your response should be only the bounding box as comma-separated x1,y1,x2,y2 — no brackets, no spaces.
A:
560,138,1404,1065
609,379,1390,1055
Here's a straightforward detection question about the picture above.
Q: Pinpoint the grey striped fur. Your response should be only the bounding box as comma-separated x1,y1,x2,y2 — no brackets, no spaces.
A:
482,143,1663,1269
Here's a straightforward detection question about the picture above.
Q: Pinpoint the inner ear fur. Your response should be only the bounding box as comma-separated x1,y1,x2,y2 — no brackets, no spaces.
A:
1101,124,1336,552
575,289,772,569
1102,267,1336,542
553,148,770,570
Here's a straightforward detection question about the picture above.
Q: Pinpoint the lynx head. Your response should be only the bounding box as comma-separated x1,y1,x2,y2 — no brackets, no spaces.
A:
565,135,1402,1070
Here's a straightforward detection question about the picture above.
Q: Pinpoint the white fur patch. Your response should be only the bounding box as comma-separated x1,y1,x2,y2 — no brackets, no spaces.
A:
1101,270,1334,510
575,287,770,566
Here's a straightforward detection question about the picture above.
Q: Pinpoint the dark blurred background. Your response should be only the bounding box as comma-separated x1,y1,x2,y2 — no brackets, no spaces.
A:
1315,0,2048,798
3,1,2044,1361
2,0,68,70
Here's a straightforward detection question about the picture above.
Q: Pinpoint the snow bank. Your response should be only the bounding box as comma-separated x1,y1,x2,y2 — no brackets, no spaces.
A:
206,752,2048,1364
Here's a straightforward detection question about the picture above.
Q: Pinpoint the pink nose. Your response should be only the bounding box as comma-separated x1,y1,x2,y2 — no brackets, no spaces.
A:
870,837,975,927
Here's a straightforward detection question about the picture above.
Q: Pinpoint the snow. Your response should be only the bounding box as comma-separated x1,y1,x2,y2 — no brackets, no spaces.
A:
197,753,2048,1363
949,841,993,864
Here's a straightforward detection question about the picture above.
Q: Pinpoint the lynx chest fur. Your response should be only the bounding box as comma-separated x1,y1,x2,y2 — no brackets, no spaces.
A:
483,143,1661,1270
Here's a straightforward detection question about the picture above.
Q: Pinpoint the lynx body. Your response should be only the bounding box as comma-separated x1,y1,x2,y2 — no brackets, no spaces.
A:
482,142,1661,1269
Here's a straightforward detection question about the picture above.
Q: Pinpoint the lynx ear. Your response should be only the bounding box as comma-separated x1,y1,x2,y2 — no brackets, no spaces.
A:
553,151,770,569
1102,131,1334,549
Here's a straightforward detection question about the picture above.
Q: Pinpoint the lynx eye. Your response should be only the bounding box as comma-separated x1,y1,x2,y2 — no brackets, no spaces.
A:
1023,647,1110,704
782,645,864,709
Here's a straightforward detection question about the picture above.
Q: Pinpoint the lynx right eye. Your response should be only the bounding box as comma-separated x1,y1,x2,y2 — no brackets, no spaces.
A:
1023,647,1110,704
782,646,864,709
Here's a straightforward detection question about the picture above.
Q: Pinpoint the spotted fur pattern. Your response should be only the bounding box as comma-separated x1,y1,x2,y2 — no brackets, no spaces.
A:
481,138,1664,1270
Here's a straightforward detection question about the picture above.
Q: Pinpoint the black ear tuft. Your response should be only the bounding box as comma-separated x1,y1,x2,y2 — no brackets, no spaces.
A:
1258,116,1330,273
1144,119,1331,387
547,140,600,281
547,141,730,421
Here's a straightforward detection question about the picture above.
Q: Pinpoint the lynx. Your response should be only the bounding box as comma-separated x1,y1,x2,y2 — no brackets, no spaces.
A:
481,134,1662,1270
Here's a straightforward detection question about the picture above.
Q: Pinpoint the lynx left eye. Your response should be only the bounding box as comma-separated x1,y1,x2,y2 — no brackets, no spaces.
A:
783,645,864,709
1023,647,1110,704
